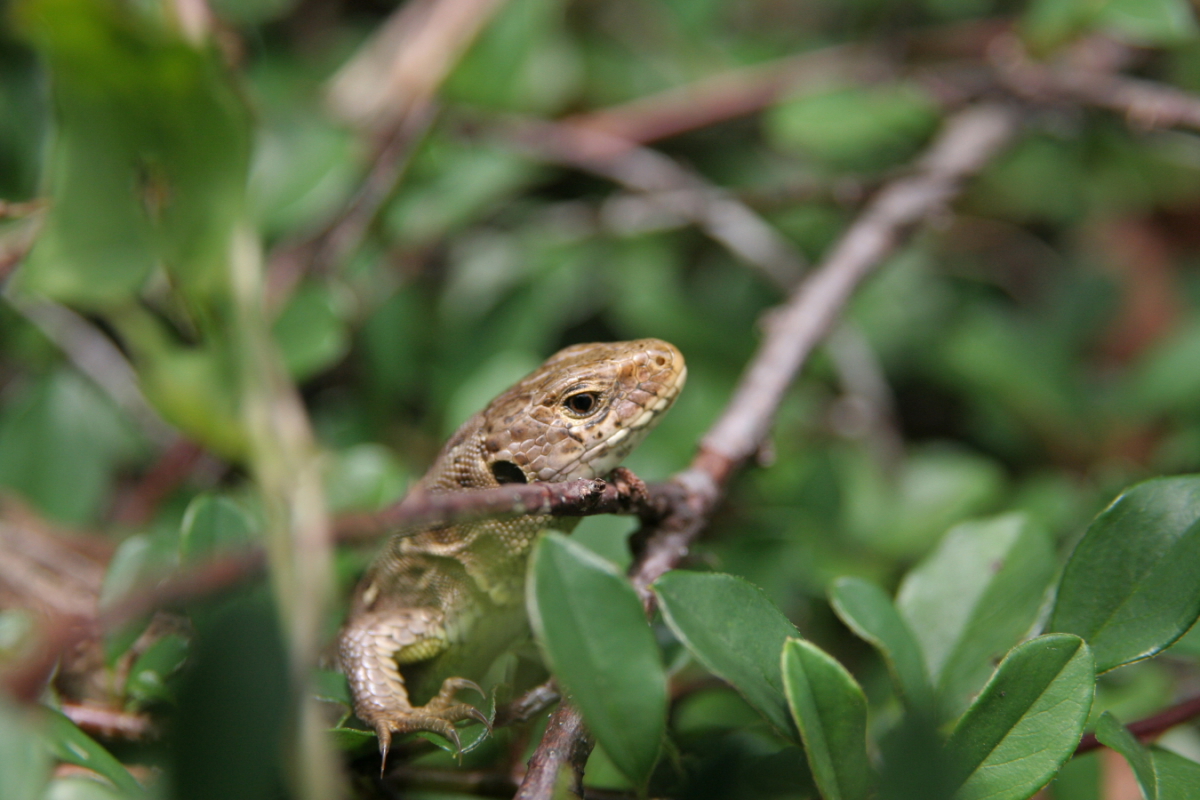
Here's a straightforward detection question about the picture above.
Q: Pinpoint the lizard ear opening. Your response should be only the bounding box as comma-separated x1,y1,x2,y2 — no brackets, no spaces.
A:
491,460,527,485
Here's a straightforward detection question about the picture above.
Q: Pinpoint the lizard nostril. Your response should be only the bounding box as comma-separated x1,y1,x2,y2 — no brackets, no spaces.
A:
655,355,667,367
491,460,527,485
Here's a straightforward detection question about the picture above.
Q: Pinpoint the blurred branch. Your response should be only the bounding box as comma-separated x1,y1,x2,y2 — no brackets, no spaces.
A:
1076,694,1200,755
502,117,805,289
266,106,436,303
3,298,177,448
992,35,1200,133
514,103,1022,797
565,43,894,148
60,702,154,741
2,473,656,701
270,0,511,300
564,19,1008,149
326,0,509,130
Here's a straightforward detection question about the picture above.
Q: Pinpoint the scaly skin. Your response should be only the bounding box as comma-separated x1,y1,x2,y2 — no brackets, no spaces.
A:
338,339,686,762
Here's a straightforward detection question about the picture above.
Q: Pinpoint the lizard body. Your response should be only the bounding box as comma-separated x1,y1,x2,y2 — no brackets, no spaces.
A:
338,339,686,760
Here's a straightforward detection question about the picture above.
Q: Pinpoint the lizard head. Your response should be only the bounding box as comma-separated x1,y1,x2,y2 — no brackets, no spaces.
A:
475,338,686,485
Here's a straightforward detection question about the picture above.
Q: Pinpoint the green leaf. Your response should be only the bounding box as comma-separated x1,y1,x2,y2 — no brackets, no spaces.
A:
829,576,934,712
653,571,801,740
179,493,255,565
1095,712,1200,800
1095,712,1157,798
43,709,143,796
781,638,875,800
947,634,1095,800
1152,748,1200,800
272,282,350,381
896,513,1056,716
1099,0,1198,46
99,532,178,663
125,633,189,708
13,0,252,306
0,698,50,800
0,369,140,525
529,533,666,786
765,83,940,170
1050,475,1200,672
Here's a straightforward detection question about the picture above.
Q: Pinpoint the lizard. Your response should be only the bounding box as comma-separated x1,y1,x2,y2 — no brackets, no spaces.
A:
338,338,686,763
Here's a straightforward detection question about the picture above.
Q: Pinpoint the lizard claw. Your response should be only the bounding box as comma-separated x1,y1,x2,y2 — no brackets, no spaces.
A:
374,676,491,773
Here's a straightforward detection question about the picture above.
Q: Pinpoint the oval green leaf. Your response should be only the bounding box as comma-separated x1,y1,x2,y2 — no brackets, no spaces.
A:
0,698,50,800
947,633,1095,800
180,494,255,565
43,709,143,797
528,533,666,786
1050,475,1200,673
896,513,1056,716
653,570,801,740
1095,712,1157,798
125,633,189,708
1152,747,1200,800
830,576,933,712
782,638,875,800
1095,711,1200,800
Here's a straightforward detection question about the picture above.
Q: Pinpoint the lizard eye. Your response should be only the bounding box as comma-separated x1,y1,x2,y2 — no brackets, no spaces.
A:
563,391,599,416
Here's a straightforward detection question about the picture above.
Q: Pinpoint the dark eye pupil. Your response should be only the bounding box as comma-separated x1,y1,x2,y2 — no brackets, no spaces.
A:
566,393,596,413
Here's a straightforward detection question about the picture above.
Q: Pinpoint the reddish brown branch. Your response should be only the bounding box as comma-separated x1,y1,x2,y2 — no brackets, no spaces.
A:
992,36,1200,134
335,469,658,542
1076,694,1200,756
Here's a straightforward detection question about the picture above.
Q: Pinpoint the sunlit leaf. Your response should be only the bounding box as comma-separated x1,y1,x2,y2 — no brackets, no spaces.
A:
897,513,1056,716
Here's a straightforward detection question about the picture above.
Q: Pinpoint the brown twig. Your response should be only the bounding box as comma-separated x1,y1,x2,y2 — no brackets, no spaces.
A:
513,103,1022,798
513,702,593,800
1076,694,1200,756
335,470,660,542
494,681,561,729
991,36,1200,134
266,106,437,305
565,43,894,148
60,702,155,740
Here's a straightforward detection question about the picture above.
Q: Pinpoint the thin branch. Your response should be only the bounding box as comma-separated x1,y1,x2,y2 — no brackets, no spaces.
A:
3,298,177,447
326,0,510,130
501,117,806,288
60,702,155,741
1076,694,1200,756
335,468,659,542
266,106,436,304
513,703,592,800
992,35,1200,134
564,43,894,148
513,103,1022,798
494,682,560,729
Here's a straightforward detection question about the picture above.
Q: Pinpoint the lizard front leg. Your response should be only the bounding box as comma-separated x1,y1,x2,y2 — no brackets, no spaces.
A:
337,608,489,766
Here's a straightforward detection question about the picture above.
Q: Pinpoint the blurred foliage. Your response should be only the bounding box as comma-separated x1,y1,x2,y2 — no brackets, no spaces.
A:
2,0,1200,797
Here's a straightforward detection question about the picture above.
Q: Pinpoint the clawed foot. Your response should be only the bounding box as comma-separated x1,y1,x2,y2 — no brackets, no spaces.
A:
375,677,491,772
